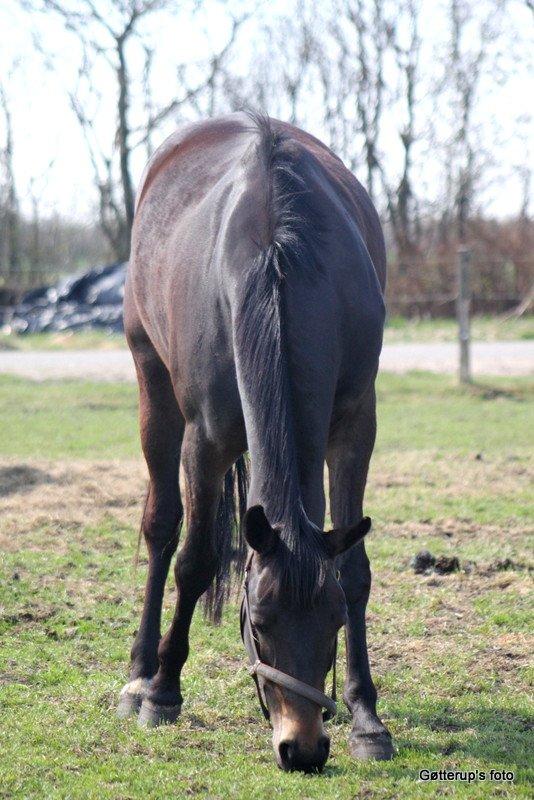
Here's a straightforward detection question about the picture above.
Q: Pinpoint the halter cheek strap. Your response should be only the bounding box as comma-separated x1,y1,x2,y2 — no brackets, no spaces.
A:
240,561,338,722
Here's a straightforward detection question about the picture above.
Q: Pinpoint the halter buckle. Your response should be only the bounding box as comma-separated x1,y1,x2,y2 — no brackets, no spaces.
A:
248,659,261,676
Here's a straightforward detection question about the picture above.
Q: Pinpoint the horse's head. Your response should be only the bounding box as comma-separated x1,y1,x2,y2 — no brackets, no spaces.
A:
241,505,371,772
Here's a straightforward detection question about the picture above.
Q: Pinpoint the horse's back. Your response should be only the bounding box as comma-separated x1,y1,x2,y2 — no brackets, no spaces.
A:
127,114,385,421
131,113,385,297
128,116,252,364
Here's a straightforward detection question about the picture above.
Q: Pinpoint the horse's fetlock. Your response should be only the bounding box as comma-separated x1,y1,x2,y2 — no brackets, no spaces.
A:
344,681,378,712
130,641,159,678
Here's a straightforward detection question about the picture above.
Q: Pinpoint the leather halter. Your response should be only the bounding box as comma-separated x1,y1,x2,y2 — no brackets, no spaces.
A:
240,556,338,722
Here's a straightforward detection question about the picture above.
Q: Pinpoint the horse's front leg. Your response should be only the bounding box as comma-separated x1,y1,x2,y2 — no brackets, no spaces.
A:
337,541,393,759
138,424,224,727
327,390,394,760
117,329,184,719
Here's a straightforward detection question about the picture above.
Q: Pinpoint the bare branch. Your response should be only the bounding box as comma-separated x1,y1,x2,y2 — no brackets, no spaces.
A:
25,0,181,259
140,12,248,141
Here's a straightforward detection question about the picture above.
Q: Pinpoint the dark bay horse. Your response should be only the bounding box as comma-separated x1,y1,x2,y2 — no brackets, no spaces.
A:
119,112,393,771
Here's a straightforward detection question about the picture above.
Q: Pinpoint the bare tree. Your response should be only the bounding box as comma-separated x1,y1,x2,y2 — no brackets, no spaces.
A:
389,0,421,267
318,0,423,276
25,0,173,259
447,0,505,246
0,80,20,286
217,1,318,128
27,0,246,260
25,158,56,280
337,0,390,202
276,2,316,125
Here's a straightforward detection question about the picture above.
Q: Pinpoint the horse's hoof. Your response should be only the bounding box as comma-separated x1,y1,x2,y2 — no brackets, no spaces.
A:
138,698,182,728
117,677,152,719
349,731,395,760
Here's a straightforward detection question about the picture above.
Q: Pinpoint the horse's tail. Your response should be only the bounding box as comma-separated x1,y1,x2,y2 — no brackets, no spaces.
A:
201,454,249,623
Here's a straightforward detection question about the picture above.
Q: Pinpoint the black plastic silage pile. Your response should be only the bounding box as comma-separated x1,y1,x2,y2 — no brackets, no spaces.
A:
2,262,127,335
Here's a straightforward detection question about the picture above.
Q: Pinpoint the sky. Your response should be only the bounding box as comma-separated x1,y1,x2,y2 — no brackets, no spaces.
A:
0,0,532,222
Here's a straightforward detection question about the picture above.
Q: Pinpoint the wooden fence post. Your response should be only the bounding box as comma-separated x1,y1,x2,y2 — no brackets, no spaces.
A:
457,247,471,384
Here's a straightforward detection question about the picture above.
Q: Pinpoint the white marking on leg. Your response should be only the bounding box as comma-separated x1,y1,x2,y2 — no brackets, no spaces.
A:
119,677,153,698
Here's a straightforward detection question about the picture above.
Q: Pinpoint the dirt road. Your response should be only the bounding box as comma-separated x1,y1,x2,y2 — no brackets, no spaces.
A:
0,341,532,381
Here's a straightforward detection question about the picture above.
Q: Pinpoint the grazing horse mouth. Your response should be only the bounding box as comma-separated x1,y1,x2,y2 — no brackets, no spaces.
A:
277,737,331,773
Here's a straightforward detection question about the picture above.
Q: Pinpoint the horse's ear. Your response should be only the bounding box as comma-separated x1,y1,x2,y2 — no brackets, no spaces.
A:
243,505,278,555
323,516,371,558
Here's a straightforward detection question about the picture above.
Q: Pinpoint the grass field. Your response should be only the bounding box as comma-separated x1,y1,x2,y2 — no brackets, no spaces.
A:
0,330,125,351
0,373,532,799
383,315,534,343
1,314,533,352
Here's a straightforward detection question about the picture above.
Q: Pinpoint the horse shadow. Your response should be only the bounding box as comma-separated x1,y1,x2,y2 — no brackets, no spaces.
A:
389,700,532,768
318,698,532,780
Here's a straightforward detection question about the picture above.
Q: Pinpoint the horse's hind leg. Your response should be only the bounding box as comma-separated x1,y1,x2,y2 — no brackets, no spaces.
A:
117,326,185,718
138,423,227,727
327,385,393,760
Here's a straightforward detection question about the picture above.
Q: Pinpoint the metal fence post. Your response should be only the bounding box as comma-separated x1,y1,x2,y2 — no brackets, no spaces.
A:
457,247,471,384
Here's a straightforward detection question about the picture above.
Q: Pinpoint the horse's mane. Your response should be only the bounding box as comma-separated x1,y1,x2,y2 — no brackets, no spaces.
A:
233,112,329,606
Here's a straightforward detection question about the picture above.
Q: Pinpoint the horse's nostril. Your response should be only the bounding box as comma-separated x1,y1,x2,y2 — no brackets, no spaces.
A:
278,740,298,770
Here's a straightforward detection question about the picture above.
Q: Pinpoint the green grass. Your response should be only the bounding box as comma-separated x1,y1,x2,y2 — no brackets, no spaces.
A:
383,314,534,343
0,377,139,459
1,372,532,461
2,314,532,351
0,330,125,351
0,373,532,798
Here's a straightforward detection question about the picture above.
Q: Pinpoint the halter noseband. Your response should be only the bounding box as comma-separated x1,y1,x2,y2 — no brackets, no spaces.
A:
239,556,338,722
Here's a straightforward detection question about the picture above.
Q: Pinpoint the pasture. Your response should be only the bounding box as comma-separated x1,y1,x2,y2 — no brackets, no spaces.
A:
0,372,532,799
1,314,533,352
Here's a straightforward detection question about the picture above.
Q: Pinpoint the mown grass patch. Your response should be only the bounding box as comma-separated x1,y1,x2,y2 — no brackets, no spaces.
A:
1,371,532,460
0,376,139,459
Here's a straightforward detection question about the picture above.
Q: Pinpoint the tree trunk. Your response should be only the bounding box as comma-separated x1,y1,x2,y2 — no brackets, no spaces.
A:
117,36,135,259
1,86,20,283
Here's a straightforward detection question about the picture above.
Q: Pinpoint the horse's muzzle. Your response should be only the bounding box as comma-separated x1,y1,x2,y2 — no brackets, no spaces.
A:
277,735,330,773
